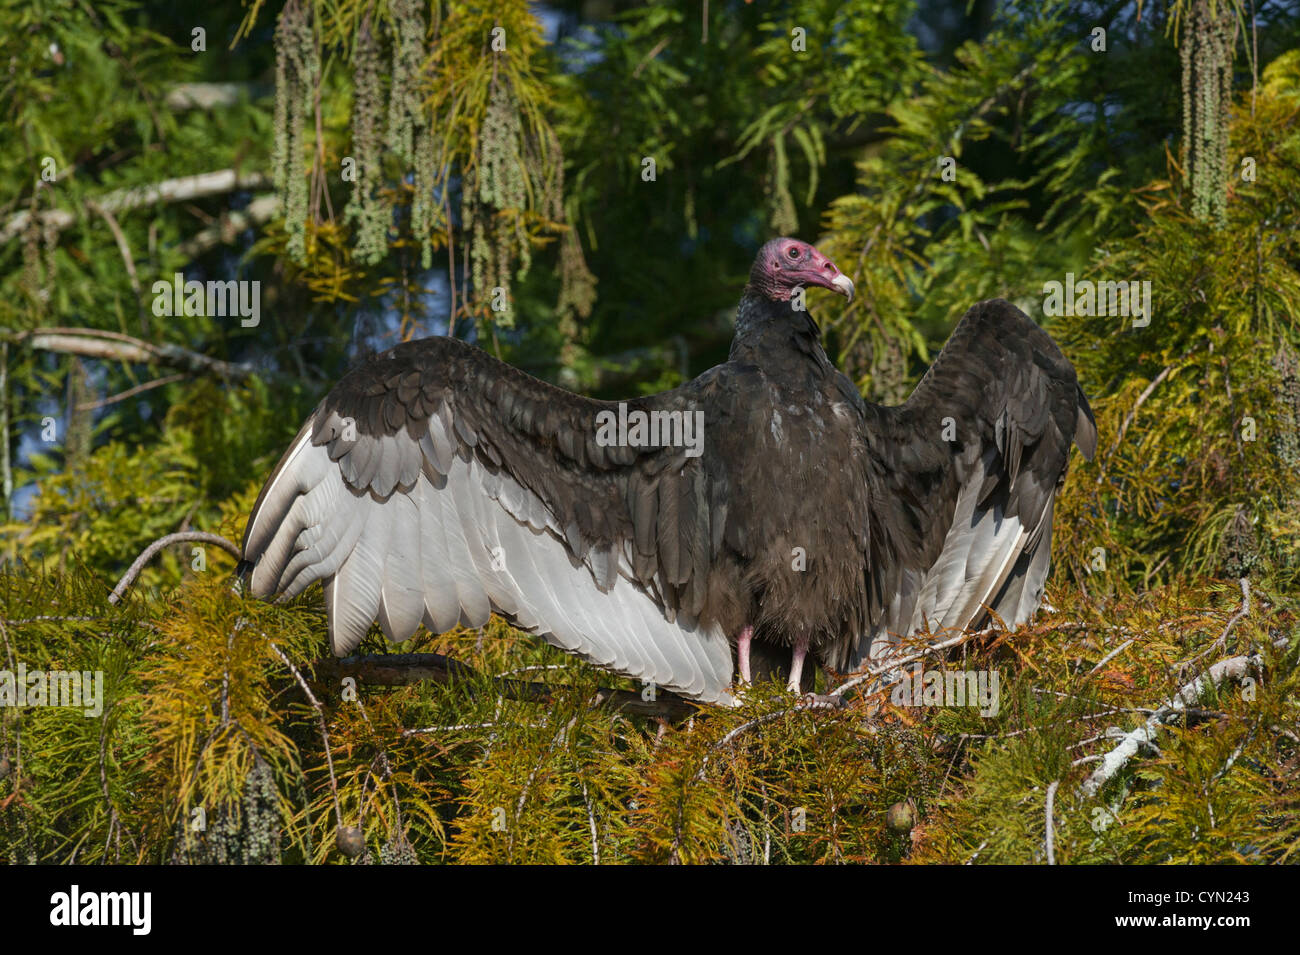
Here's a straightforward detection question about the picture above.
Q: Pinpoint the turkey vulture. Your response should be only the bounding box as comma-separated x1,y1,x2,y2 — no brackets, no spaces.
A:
241,237,1096,705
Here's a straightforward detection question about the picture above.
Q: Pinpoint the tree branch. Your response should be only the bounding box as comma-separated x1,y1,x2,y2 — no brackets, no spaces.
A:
1080,654,1263,798
269,640,345,830
163,82,270,111
5,327,253,381
86,201,143,305
176,194,280,261
1,169,272,244
1187,577,1251,666
309,652,703,721
108,532,243,604
75,373,187,412
1044,779,1059,865
830,628,981,698
1107,365,1174,460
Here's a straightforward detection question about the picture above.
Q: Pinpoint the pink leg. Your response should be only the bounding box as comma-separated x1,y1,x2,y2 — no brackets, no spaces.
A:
737,626,753,685
787,634,810,692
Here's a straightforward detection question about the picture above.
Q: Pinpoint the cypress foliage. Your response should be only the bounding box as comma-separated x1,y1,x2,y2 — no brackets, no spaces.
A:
3,566,1295,864
4,0,1298,865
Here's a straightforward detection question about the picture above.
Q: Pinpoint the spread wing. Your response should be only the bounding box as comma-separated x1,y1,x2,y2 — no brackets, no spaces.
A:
850,298,1096,669
241,336,736,703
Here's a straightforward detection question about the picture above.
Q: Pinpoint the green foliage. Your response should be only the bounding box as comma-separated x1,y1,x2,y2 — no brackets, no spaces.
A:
822,1,1132,399
8,427,201,576
3,567,1295,865
3,377,294,586
0,0,271,331
5,0,1300,865
1052,50,1300,592
911,584,1299,864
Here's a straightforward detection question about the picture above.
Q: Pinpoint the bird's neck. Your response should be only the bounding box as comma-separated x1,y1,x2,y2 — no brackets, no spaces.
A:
730,290,833,374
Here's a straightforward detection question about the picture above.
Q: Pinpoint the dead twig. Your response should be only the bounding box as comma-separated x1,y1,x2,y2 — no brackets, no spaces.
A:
1186,578,1251,667
76,372,186,412
1086,637,1136,676
269,641,344,830
1109,366,1174,458
830,629,983,698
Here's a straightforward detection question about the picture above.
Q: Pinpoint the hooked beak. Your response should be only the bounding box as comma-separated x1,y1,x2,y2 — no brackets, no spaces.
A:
831,273,855,302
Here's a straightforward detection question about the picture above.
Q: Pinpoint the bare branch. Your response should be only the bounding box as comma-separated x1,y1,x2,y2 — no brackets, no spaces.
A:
269,640,344,830
87,201,143,304
1105,365,1174,463
163,82,269,111
6,327,253,381
1045,780,1060,865
76,373,187,412
1086,637,1137,676
830,629,980,698
1188,577,1251,665
1,169,272,244
108,532,242,604
1080,654,1263,798
176,194,280,260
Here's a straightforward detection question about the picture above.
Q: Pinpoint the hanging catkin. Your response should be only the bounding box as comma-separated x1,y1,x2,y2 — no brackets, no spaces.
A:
1272,344,1300,472
464,79,527,328
387,0,436,266
274,0,318,264
1180,0,1236,227
345,16,388,265
387,0,427,168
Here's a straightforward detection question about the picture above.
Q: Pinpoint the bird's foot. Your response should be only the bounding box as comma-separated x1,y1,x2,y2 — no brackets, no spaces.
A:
736,625,753,686
785,633,811,693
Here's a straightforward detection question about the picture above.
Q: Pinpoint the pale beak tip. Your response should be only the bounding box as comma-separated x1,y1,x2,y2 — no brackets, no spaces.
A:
832,274,855,302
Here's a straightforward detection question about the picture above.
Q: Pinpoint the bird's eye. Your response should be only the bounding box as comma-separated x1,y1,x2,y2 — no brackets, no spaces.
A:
786,246,800,259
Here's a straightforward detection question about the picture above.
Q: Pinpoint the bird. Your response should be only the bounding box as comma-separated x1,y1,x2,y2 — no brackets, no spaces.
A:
240,237,1096,705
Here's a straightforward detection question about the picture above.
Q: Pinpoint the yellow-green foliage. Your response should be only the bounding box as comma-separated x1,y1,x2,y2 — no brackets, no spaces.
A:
912,582,1299,864
5,428,200,577
5,0,1300,868
3,562,1295,864
2,376,289,584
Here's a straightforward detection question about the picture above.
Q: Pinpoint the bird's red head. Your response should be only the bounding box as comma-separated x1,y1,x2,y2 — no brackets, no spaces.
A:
748,237,855,304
